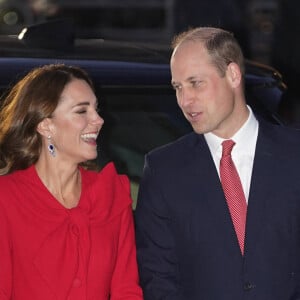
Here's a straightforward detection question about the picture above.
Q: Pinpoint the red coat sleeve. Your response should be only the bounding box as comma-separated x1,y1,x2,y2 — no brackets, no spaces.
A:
108,173,143,299
0,199,12,300
110,205,143,299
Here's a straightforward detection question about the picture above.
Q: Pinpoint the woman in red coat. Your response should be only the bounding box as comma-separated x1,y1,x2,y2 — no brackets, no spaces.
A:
0,64,143,300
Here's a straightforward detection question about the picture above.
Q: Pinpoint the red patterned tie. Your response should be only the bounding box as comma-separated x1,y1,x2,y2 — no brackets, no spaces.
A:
220,140,247,255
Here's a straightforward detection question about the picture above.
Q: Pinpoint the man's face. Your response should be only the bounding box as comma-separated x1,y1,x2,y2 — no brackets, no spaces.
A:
171,41,243,138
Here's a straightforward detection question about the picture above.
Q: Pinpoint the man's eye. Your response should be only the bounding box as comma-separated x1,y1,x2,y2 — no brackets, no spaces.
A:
191,81,200,87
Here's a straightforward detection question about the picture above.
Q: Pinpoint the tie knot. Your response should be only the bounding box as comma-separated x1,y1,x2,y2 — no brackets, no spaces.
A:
222,139,235,157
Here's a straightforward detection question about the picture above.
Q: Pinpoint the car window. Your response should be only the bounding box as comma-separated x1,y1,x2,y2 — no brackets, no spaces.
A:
95,85,192,208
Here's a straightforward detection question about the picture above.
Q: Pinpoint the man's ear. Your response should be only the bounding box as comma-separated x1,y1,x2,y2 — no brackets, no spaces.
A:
36,118,52,138
226,62,242,88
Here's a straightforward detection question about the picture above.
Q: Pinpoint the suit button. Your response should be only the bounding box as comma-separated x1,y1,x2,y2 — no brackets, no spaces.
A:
244,281,255,291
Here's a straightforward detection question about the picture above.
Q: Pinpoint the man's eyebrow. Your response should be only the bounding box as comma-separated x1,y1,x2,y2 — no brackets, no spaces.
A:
186,76,200,81
171,76,199,85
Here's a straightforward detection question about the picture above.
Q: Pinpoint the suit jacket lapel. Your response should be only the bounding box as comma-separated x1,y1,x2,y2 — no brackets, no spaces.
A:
244,121,275,256
194,135,242,254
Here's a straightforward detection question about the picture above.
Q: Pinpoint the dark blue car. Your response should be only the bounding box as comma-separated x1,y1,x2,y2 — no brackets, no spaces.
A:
0,20,289,206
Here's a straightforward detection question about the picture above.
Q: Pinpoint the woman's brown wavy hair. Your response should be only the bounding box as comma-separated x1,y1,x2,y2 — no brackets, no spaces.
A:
0,63,97,175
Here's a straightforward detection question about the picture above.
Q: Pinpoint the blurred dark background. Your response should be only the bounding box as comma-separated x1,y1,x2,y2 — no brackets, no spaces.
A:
1,0,299,122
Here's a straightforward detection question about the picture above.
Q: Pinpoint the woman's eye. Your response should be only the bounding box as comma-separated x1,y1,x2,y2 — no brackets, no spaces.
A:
77,110,87,114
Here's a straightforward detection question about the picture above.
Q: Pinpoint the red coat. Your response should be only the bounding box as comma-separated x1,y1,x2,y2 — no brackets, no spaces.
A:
0,162,143,300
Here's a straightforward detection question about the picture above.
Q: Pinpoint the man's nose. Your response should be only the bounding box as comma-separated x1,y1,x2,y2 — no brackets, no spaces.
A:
178,87,194,108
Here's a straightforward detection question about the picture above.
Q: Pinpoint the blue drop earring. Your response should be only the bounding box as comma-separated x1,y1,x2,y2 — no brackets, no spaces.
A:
47,136,56,157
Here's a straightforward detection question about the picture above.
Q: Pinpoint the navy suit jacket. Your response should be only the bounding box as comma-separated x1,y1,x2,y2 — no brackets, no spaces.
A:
135,118,300,300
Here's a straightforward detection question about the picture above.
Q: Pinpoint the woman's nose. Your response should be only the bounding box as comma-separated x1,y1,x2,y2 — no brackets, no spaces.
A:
92,111,104,126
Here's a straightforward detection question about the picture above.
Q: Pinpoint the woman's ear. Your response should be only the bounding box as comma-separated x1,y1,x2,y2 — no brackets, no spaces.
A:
226,62,242,88
36,118,52,138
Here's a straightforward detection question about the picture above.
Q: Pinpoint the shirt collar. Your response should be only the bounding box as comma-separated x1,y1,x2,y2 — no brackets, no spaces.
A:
204,106,258,155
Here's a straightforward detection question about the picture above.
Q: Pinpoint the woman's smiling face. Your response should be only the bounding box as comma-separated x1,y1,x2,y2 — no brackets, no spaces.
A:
48,78,104,164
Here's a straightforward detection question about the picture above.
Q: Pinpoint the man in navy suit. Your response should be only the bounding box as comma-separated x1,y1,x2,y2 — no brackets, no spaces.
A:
135,27,300,299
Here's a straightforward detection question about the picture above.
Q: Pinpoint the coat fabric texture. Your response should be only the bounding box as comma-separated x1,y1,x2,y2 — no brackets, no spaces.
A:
0,162,143,300
135,118,300,300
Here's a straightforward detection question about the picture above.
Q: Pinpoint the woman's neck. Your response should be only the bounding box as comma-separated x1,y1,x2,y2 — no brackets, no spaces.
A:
35,158,82,208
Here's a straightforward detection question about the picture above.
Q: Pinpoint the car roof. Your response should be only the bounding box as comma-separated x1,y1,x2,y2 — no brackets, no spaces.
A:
0,31,285,88
0,20,175,88
0,19,284,81
0,20,287,123
0,19,171,63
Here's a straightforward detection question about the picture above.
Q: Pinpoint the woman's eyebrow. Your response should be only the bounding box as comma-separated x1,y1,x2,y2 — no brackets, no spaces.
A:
72,101,90,108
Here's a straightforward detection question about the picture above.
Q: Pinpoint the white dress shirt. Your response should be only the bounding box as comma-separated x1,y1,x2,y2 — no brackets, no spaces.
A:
204,106,259,203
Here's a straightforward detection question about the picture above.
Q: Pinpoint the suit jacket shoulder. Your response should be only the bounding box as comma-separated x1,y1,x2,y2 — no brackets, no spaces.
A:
146,132,209,171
